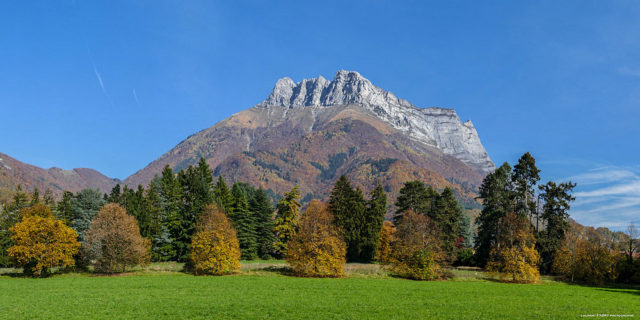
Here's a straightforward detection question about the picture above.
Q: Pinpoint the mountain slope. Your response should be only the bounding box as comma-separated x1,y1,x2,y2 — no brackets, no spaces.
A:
0,153,118,202
125,71,494,208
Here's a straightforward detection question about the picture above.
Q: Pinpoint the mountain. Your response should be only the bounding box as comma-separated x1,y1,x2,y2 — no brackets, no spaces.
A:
125,70,494,208
0,152,119,202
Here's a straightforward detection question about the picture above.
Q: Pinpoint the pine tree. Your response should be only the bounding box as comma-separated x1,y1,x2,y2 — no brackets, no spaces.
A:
433,187,462,261
537,181,576,273
0,186,30,267
394,181,438,223
30,188,40,205
513,152,541,223
251,188,276,259
273,186,301,257
55,191,74,226
361,182,387,262
329,175,366,262
230,183,258,259
474,163,515,267
107,184,122,204
159,165,183,261
213,176,235,214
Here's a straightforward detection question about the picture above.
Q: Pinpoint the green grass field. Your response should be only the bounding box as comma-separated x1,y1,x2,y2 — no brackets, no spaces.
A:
0,262,637,319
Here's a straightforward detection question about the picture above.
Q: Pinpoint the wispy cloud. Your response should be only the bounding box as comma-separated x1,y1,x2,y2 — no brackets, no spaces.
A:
133,89,140,106
93,65,106,93
618,66,640,78
567,166,640,230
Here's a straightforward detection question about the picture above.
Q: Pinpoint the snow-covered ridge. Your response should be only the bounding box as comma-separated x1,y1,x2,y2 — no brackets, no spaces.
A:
257,70,495,173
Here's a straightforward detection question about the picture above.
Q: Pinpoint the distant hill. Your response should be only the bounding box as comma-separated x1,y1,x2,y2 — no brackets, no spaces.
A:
0,152,118,202
125,71,494,209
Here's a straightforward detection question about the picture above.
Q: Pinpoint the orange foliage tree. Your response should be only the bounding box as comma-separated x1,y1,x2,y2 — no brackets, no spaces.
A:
287,200,346,277
390,210,445,280
190,204,241,275
486,212,540,283
377,220,396,264
84,203,150,273
8,203,80,277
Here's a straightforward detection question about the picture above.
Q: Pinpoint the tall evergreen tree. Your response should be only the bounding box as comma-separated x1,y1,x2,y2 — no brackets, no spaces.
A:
0,186,30,267
513,152,541,222
159,165,183,261
394,181,438,223
30,188,40,205
230,183,258,259
329,175,367,262
273,186,301,257
213,176,235,214
362,182,387,262
55,191,74,226
433,187,463,260
474,162,515,267
70,188,105,242
107,184,122,204
537,181,576,273
250,188,276,259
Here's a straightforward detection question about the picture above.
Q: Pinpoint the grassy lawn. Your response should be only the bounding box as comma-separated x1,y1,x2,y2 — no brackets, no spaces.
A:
0,262,637,319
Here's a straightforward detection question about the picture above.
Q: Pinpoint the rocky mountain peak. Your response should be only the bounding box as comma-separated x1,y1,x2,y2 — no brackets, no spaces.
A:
256,70,495,173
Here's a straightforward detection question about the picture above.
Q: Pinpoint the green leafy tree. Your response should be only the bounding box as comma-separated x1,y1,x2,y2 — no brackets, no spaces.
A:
273,186,301,257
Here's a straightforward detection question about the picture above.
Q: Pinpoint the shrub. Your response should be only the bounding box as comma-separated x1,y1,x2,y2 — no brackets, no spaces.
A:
390,210,445,280
377,221,396,264
287,200,346,277
486,212,540,283
189,204,241,275
84,203,150,273
8,204,80,277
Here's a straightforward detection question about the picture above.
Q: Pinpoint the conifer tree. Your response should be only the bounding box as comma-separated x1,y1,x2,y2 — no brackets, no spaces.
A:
329,175,366,262
537,181,576,273
361,182,387,262
30,188,40,205
213,176,235,214
474,163,515,267
394,181,438,223
513,152,541,222
273,186,301,257
107,184,122,204
70,189,105,242
0,186,30,267
251,188,276,259
433,187,462,260
55,191,74,226
230,183,258,259
159,165,183,261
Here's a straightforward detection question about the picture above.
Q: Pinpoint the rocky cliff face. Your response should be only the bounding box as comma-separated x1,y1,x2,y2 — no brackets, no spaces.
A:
257,70,494,173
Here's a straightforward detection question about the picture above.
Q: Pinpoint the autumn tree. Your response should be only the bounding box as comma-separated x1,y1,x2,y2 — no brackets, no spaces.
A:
553,226,618,284
377,221,396,264
486,212,540,283
624,222,638,264
8,204,80,277
390,210,445,280
273,186,301,257
84,203,150,273
189,204,241,275
287,200,346,277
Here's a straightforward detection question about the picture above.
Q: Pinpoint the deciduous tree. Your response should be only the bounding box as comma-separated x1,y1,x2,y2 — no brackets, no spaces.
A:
189,204,241,275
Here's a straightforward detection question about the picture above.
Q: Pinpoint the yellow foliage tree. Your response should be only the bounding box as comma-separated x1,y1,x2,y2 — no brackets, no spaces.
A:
190,204,241,275
390,210,445,280
553,227,618,284
377,220,396,264
287,200,346,277
8,203,80,277
487,212,540,283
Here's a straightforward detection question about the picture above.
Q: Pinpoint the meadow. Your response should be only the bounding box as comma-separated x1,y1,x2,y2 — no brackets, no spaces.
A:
0,261,637,319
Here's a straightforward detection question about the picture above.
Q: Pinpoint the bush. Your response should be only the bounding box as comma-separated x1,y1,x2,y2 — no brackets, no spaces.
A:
486,212,540,283
8,204,80,277
189,204,241,275
390,210,445,280
84,203,150,273
287,200,346,277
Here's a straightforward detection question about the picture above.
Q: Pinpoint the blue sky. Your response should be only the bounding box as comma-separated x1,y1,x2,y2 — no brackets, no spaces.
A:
1,1,638,229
